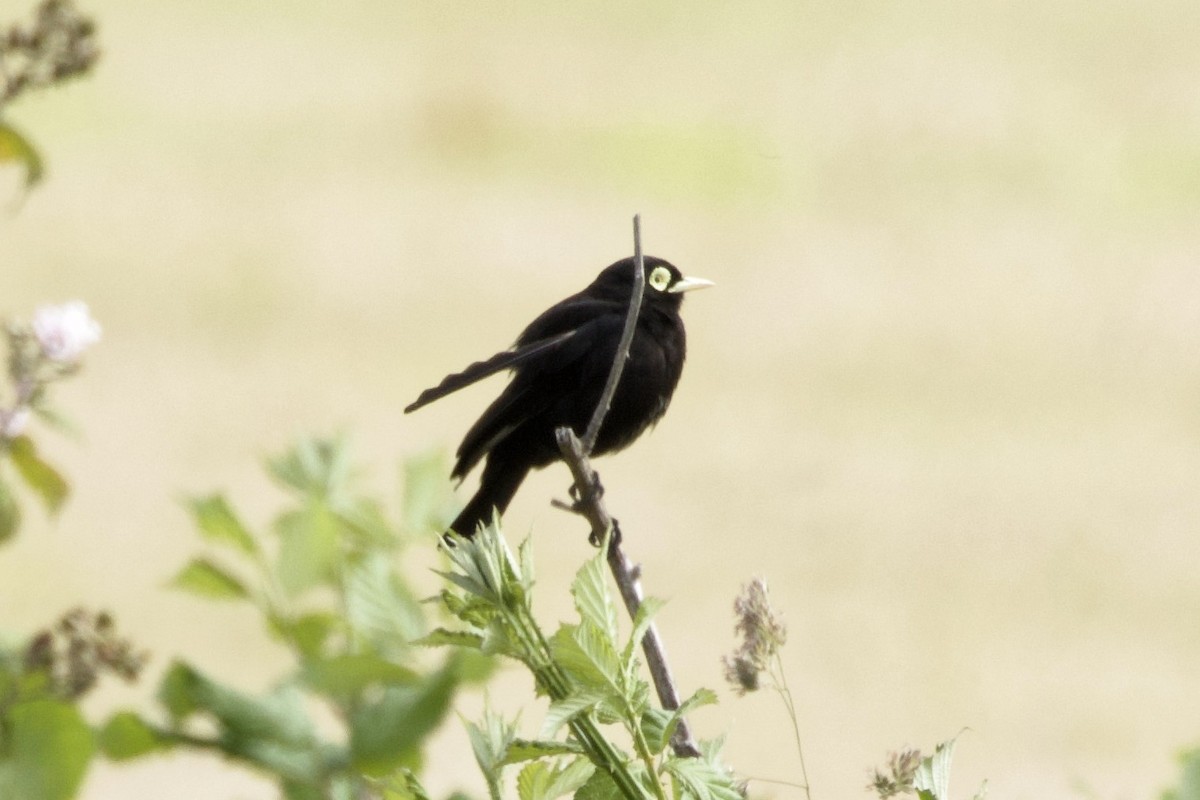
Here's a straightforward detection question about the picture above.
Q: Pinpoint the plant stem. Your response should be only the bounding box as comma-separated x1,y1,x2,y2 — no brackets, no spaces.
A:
772,654,812,800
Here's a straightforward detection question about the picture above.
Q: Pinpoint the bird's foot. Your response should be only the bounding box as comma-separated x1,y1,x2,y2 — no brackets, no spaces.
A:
589,517,622,549
568,474,605,506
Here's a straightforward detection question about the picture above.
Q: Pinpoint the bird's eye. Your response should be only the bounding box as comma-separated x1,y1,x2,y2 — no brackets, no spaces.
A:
648,266,672,292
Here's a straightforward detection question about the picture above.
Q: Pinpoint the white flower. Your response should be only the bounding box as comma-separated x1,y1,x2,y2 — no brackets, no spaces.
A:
0,407,30,439
32,301,102,363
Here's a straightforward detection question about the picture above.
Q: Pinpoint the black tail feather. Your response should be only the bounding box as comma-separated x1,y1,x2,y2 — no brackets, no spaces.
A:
449,459,531,537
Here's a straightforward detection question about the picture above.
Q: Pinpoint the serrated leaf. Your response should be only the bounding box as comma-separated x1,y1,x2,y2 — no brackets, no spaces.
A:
538,689,607,739
664,756,742,800
98,711,168,760
186,494,257,554
623,596,666,666
0,120,44,189
574,768,623,800
675,687,719,717
650,688,719,754
517,758,594,800
640,707,673,755
571,551,618,644
914,736,957,800
8,435,68,515
501,738,584,765
464,706,517,771
518,535,535,590
413,628,486,650
169,558,249,601
550,622,621,694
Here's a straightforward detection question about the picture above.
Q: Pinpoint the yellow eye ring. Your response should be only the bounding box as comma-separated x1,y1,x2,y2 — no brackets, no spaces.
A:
648,265,672,292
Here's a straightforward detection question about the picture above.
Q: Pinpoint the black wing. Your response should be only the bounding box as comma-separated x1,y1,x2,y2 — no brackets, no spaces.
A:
451,312,625,479
404,330,576,414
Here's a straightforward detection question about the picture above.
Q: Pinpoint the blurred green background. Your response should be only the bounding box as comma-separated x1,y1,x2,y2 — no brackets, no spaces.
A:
4,1,1200,797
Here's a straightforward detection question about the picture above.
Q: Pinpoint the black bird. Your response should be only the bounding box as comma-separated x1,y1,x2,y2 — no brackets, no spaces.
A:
405,256,712,537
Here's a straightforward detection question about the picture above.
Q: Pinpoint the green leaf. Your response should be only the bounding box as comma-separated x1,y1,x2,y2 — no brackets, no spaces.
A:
517,758,594,800
571,550,618,644
350,658,460,775
276,501,340,596
413,628,486,650
647,688,718,754
301,654,420,696
464,706,517,800
538,689,607,739
501,738,584,765
267,436,352,497
549,623,621,695
7,435,69,516
97,711,168,760
5,699,95,800
375,769,435,800
169,558,250,601
157,662,200,721
186,494,257,555
915,736,958,800
639,708,672,755
0,120,45,189
664,756,742,800
344,552,426,651
156,661,316,747
275,611,340,659
623,596,666,667
574,768,624,800
0,475,20,543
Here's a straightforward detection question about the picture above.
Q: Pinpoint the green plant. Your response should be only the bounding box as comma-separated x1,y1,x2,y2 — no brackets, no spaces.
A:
98,437,492,800
424,523,739,800
868,734,986,800
0,608,144,800
1,301,101,542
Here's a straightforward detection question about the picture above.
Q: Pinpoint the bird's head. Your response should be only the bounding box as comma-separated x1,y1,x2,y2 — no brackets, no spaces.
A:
591,256,714,308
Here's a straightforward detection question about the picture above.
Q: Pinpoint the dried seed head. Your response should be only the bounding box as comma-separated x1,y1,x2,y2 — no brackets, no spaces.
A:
722,576,787,695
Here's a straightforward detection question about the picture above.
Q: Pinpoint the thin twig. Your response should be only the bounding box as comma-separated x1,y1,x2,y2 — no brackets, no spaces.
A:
553,214,701,758
555,429,700,758
581,215,645,455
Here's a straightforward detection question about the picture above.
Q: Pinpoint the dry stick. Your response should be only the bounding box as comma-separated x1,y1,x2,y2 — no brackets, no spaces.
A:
554,428,701,758
553,214,702,758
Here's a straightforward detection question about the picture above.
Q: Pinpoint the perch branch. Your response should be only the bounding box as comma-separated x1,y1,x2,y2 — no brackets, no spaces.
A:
554,214,700,758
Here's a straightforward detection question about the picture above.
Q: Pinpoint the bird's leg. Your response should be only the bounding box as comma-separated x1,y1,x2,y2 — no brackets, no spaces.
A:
568,472,605,505
591,517,622,549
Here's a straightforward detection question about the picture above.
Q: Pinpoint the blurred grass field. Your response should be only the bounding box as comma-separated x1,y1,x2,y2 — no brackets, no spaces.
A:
4,1,1200,798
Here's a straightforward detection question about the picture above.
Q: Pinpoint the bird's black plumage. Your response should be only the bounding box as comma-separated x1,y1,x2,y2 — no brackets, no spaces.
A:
405,256,712,537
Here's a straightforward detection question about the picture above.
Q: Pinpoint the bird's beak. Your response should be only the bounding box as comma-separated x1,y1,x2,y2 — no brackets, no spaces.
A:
668,276,715,294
